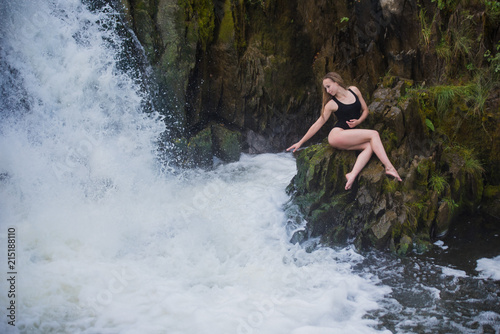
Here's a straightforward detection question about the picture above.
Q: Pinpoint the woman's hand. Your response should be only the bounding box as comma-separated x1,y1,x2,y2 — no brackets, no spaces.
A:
287,142,302,152
346,119,360,128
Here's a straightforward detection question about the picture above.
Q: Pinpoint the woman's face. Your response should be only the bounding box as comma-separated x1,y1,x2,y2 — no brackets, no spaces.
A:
323,78,338,96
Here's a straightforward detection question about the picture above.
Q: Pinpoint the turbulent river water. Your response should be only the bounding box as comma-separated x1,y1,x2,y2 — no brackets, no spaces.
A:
0,1,499,333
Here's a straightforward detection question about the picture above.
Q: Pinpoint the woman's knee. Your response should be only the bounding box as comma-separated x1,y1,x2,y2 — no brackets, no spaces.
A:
367,129,380,139
328,137,340,148
327,132,341,148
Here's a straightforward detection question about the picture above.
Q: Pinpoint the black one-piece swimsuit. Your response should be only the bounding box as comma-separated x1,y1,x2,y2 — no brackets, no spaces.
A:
332,89,361,130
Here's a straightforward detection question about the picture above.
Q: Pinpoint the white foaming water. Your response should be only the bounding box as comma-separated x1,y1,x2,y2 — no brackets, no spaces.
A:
0,1,392,333
477,255,500,280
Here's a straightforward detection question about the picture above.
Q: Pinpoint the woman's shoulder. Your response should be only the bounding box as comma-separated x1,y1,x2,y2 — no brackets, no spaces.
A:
348,86,361,94
348,86,364,100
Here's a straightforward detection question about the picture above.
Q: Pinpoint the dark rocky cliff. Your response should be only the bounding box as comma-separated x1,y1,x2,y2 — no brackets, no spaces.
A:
118,0,498,157
115,0,499,252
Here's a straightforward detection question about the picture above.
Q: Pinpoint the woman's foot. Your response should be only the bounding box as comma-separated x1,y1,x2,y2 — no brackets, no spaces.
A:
345,172,357,190
385,166,402,182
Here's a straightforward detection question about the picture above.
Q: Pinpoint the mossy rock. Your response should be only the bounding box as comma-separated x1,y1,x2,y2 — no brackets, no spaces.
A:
293,142,356,198
182,124,243,167
442,146,484,210
187,127,213,167
286,78,494,254
288,132,487,254
369,210,397,248
482,185,500,219
395,234,413,256
211,124,242,163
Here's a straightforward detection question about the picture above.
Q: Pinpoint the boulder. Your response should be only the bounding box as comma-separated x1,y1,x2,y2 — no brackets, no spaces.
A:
181,123,242,168
212,124,242,163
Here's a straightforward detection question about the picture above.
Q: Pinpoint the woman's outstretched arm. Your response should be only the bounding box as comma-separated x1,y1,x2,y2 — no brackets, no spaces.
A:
287,104,334,152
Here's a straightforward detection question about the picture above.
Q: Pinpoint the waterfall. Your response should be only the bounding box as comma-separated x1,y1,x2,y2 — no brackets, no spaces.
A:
0,1,391,333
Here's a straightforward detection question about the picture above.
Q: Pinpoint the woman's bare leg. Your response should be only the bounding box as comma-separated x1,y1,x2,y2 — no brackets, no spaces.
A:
328,128,402,184
345,143,372,190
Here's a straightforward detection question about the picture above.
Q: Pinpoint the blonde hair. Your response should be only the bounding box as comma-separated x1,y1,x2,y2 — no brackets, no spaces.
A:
321,72,347,118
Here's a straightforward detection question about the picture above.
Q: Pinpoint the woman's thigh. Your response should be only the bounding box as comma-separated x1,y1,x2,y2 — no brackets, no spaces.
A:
328,128,378,150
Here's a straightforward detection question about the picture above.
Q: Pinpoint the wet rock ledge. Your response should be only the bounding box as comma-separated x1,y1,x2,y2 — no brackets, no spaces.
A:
286,78,490,255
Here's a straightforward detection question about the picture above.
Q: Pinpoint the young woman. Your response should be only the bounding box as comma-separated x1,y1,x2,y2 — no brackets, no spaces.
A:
287,72,402,190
